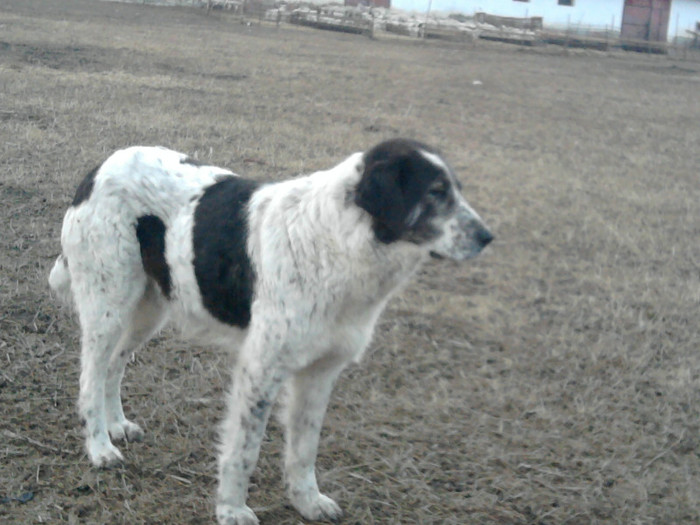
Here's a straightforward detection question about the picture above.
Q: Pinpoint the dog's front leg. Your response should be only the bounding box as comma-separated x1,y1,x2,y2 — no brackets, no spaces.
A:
282,355,346,522
216,334,287,525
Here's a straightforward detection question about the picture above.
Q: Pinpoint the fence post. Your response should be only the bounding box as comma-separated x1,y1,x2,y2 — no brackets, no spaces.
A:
423,0,432,40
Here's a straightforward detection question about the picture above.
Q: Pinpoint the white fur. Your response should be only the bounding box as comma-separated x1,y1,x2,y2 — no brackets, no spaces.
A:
49,144,491,524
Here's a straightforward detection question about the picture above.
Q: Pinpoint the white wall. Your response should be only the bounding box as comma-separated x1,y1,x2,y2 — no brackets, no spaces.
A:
669,0,700,41
393,1,624,31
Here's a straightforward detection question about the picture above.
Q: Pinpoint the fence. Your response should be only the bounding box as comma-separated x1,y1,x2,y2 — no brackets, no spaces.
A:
117,1,700,60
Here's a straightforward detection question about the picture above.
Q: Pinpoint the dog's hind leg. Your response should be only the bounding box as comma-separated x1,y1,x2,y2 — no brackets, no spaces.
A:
72,268,149,468
281,355,346,522
104,280,169,443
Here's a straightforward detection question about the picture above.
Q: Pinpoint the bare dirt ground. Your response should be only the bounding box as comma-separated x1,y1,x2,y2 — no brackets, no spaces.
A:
1,1,699,523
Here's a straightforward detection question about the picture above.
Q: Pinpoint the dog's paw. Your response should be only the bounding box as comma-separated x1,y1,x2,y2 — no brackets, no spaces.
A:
292,492,343,523
216,504,259,525
87,439,124,468
108,420,144,442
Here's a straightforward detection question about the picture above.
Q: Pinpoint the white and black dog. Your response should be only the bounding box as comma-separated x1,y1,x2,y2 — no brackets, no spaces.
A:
49,138,493,524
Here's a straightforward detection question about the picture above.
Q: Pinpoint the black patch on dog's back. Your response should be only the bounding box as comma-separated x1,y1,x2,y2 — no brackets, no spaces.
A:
136,215,172,298
193,177,262,328
71,165,101,207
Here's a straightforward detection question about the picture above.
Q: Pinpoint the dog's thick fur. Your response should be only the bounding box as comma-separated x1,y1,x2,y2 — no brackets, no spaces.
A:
49,138,493,524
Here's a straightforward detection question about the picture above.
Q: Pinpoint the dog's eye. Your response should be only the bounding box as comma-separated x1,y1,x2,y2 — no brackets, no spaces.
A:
428,183,448,197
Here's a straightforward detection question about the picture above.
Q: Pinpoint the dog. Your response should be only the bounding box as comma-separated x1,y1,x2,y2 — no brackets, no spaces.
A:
49,138,493,524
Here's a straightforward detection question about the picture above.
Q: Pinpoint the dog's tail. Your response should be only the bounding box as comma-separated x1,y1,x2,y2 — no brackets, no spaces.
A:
48,254,73,307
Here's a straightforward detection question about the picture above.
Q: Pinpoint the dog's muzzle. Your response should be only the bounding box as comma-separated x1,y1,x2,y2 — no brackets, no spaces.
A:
430,213,494,262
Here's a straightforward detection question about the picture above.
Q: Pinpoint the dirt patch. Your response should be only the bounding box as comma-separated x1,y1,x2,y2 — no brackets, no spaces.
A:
0,41,110,71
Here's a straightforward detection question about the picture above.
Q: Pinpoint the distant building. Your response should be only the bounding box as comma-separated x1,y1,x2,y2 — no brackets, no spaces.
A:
391,0,700,43
345,0,391,8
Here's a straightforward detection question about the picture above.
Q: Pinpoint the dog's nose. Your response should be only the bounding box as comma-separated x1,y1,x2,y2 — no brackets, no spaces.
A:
476,227,494,248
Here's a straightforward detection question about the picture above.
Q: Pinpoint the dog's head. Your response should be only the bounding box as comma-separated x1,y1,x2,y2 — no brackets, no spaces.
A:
355,138,493,261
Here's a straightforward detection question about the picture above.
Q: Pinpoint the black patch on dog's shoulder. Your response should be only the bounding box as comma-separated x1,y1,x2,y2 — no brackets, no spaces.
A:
193,177,262,328
136,215,172,298
355,138,446,244
71,165,101,207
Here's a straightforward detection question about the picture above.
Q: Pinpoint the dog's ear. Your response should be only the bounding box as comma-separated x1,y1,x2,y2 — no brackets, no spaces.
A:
355,139,442,244
355,157,406,243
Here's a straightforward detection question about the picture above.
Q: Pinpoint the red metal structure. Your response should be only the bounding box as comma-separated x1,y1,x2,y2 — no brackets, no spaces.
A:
621,0,671,43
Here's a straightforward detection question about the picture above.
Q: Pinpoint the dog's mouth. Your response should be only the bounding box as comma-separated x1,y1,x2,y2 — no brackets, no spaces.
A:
429,251,444,260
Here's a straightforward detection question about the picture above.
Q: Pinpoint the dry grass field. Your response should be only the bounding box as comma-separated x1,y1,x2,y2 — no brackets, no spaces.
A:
1,0,699,523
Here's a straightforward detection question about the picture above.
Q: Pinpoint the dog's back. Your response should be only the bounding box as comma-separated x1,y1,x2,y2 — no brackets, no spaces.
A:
50,147,234,308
